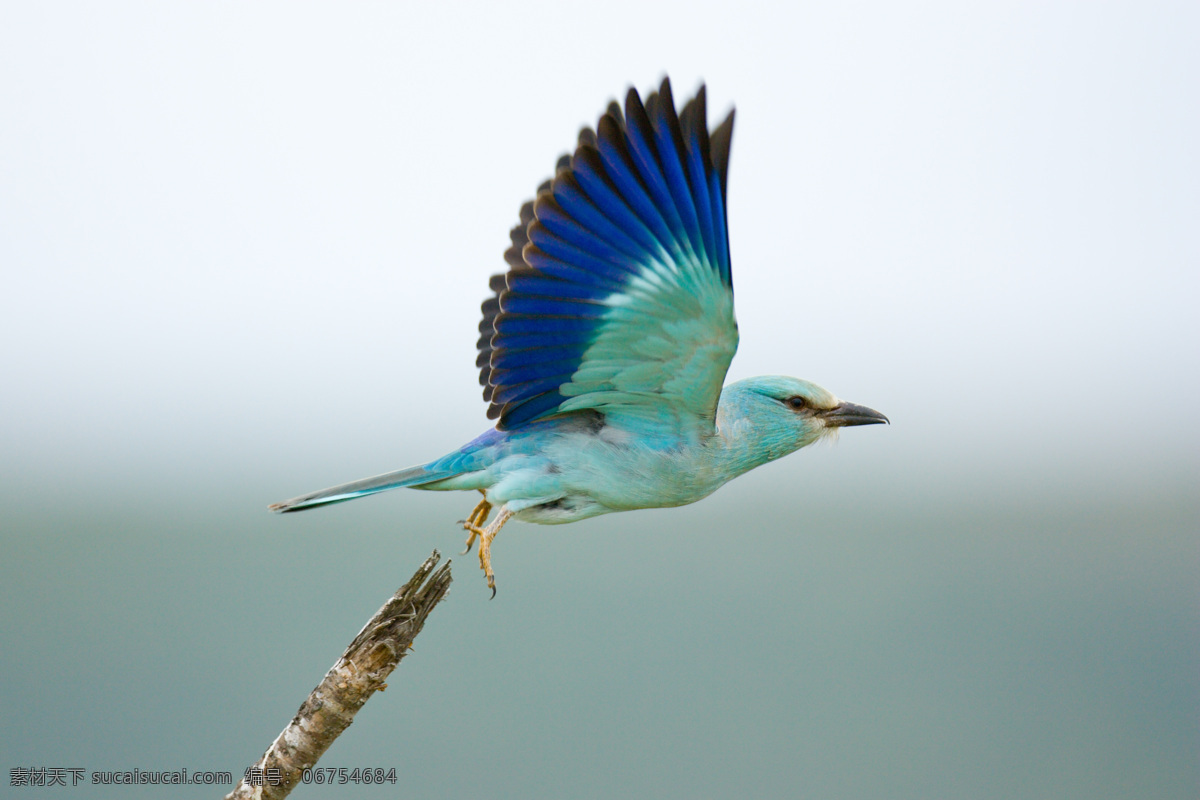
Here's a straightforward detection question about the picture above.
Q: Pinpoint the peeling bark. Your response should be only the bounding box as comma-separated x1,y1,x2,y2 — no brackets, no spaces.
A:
226,551,452,800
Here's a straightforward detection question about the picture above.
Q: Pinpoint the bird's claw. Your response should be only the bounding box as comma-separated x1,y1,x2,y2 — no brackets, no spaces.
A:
457,498,512,596
460,496,492,556
474,507,513,599
460,524,483,556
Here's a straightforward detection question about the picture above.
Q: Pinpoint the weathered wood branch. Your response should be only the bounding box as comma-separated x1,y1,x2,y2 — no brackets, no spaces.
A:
225,551,452,800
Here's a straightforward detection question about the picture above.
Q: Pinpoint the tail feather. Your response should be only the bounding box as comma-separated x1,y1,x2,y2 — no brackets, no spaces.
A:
269,464,450,513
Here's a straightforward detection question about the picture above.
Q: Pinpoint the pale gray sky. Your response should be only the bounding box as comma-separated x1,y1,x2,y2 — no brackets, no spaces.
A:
2,2,1196,494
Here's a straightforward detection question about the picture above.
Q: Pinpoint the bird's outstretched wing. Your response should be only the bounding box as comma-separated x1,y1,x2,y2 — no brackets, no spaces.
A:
478,78,738,436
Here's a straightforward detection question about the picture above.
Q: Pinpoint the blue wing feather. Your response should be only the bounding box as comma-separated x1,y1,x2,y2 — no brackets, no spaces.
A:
491,345,589,370
551,174,652,262
622,91,696,264
499,296,607,318
491,375,576,405
569,147,665,257
679,93,718,269
490,358,587,385
647,87,705,263
498,390,568,426
526,224,640,281
595,114,680,255
489,330,595,350
709,109,735,284
534,195,643,266
493,315,598,335
519,251,627,293
503,275,609,302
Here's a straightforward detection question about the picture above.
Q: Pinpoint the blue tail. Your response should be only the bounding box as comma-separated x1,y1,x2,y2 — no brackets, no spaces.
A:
268,464,452,513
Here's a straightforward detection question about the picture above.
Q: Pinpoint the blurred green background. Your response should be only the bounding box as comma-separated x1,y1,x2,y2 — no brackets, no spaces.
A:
2,2,1196,798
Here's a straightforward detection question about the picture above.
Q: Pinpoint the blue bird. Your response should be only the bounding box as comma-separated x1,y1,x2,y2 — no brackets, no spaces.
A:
271,79,888,594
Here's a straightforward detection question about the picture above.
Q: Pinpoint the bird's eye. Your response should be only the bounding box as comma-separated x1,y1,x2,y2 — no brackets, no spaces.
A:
784,395,808,411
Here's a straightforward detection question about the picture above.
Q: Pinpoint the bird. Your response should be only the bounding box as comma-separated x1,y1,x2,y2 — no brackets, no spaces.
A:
270,78,888,595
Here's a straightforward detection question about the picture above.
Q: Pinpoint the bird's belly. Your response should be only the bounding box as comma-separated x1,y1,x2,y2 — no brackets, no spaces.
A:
509,478,715,526
550,447,721,517
512,494,612,525
477,430,724,525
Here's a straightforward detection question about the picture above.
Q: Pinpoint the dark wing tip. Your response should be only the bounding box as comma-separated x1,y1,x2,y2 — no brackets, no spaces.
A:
657,76,675,110
606,100,625,128
710,108,735,195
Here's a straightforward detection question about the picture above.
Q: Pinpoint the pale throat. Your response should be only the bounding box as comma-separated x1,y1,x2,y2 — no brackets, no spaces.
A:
708,405,812,483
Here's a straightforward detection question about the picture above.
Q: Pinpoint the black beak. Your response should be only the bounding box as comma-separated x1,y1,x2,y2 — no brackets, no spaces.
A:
818,402,890,427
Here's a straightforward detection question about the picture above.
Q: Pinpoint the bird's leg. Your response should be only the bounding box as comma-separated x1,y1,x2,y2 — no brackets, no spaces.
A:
459,492,491,555
477,507,514,599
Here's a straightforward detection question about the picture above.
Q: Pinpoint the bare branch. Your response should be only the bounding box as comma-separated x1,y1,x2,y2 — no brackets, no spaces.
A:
226,551,452,799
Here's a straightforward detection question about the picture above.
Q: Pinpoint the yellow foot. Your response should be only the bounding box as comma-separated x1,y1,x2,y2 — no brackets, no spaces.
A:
477,508,514,599
459,494,492,555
